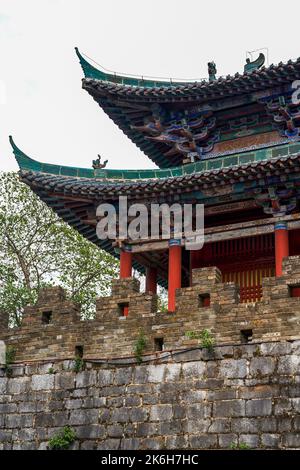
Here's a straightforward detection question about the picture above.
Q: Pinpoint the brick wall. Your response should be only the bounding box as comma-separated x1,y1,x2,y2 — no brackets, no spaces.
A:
0,342,300,450
1,256,300,362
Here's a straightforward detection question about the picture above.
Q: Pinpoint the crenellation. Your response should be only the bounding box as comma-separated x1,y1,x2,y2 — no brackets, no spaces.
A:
1,256,300,362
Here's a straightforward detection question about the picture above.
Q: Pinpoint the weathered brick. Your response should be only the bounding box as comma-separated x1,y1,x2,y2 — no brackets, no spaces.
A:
6,414,33,428
186,403,211,419
250,357,275,376
274,398,293,415
184,419,210,434
260,342,292,356
292,398,300,412
165,364,181,382
75,371,97,388
239,385,277,399
136,422,158,437
231,418,259,433
282,433,300,448
97,439,121,450
81,440,97,450
107,424,123,438
239,434,259,448
278,355,300,375
214,400,245,417
55,372,75,390
18,402,36,413
76,425,105,439
218,433,237,449
277,416,292,432
124,396,141,407
189,434,217,449
219,359,247,379
0,403,17,414
120,438,141,450
52,412,69,427
293,416,300,431
148,365,166,383
31,374,54,391
158,420,182,435
183,390,206,403
261,434,280,448
7,377,30,394
114,368,132,385
165,436,187,449
150,405,173,421
69,409,99,425
110,407,130,423
0,378,7,394
207,419,230,433
246,399,272,417
65,398,82,410
130,407,148,422
98,370,114,386
182,361,205,379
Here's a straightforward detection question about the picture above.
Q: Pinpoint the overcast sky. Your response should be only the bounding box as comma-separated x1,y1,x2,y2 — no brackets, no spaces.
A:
1,0,300,172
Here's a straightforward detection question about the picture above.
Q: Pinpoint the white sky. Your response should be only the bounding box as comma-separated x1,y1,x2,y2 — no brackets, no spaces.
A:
1,0,300,172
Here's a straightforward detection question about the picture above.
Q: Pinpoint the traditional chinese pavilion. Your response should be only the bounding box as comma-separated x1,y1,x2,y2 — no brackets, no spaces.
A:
10,50,300,311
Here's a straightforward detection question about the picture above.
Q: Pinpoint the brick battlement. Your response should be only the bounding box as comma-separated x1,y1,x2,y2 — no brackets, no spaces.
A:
1,256,300,362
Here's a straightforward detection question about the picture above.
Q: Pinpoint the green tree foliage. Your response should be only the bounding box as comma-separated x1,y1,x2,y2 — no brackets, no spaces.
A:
0,172,119,325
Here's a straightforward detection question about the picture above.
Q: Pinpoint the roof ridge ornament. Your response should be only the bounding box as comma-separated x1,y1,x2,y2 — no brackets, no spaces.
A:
244,53,265,73
208,62,217,82
92,154,108,169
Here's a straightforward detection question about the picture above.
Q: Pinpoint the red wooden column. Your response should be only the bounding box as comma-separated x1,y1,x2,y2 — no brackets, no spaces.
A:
145,267,157,294
120,248,132,278
274,222,289,277
168,240,182,312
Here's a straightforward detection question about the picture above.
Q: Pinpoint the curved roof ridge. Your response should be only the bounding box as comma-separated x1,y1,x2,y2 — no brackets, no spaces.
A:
10,137,300,182
75,47,300,91
9,136,43,172
18,152,300,198
75,47,194,88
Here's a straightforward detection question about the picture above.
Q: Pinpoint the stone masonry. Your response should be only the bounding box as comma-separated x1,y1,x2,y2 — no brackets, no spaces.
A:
1,256,300,362
1,256,300,450
0,342,300,450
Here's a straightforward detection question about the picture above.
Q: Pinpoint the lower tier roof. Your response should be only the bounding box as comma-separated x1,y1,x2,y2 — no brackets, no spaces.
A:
9,136,300,183
10,137,300,286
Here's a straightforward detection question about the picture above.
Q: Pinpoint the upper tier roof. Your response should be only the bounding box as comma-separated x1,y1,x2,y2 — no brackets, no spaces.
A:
76,48,300,97
76,48,300,168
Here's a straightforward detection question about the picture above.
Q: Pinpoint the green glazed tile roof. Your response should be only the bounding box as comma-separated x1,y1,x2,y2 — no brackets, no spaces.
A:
10,136,300,182
76,47,300,93
76,48,300,169
75,48,193,88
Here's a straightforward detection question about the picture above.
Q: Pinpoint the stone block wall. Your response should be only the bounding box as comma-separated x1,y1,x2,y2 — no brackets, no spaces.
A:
1,256,300,362
0,342,300,450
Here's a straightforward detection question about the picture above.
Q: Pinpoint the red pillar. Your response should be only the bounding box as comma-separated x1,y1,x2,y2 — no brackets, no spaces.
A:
120,249,132,278
168,240,182,312
146,267,157,294
275,222,289,277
